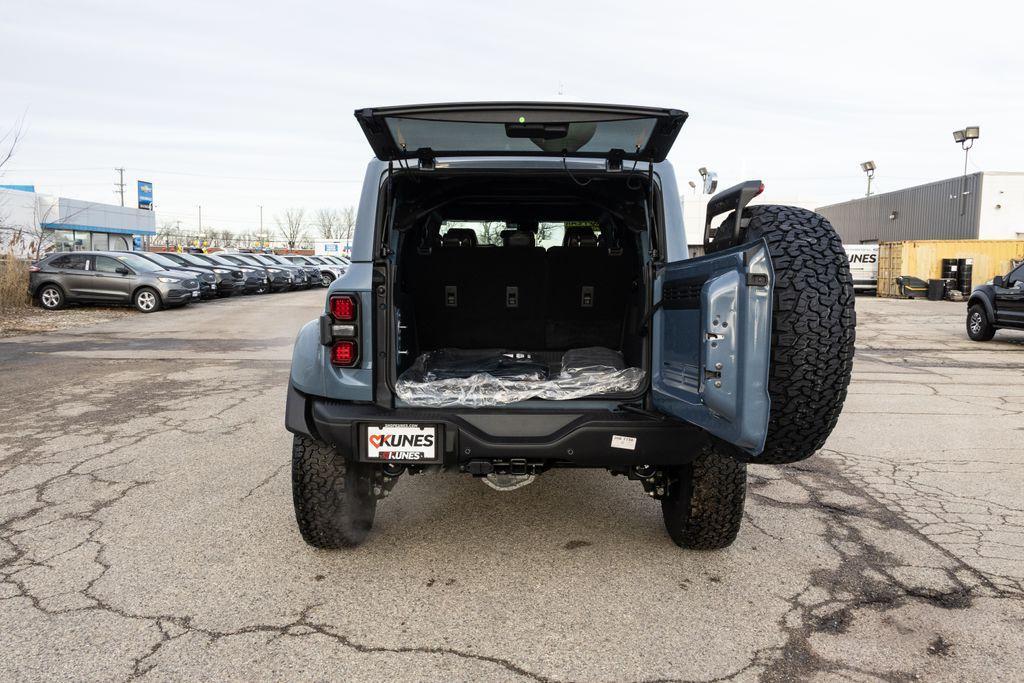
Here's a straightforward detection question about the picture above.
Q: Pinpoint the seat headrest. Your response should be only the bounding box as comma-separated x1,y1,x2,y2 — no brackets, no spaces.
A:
564,226,598,247
441,228,477,247
503,230,535,247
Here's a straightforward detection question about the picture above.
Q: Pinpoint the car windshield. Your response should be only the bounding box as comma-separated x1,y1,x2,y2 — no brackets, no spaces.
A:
265,255,290,265
233,255,264,266
178,253,212,266
204,254,237,266
288,256,310,264
141,253,183,269
251,255,278,266
112,253,161,272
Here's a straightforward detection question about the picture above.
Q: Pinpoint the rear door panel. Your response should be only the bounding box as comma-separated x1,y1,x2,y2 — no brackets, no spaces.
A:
652,242,773,454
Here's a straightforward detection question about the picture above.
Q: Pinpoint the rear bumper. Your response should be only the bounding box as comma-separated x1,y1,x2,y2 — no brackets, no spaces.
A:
286,384,709,469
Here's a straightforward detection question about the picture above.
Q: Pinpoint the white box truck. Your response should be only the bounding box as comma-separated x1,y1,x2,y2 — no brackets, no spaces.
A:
844,244,878,293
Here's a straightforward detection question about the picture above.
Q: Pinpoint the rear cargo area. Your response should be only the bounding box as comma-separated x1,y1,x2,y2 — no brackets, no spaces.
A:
389,172,652,405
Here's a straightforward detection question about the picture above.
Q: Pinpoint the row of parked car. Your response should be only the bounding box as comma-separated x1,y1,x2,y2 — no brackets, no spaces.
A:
27,250,349,312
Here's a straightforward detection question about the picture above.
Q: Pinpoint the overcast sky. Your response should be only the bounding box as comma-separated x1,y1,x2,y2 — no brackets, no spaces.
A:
2,0,1022,235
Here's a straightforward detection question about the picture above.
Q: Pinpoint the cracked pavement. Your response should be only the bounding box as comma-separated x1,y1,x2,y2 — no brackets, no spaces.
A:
1,293,1022,681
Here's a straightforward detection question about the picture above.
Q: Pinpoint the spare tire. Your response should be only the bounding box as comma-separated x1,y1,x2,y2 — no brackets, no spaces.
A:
727,205,856,464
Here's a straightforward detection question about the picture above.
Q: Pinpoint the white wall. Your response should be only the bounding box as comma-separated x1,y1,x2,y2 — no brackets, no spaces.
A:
0,188,52,257
55,198,156,233
979,172,1024,240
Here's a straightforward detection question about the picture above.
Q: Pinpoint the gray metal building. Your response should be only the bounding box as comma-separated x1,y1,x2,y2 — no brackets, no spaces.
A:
816,173,986,243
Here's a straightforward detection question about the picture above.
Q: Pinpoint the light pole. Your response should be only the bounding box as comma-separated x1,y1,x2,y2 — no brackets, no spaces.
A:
952,126,980,215
860,161,876,197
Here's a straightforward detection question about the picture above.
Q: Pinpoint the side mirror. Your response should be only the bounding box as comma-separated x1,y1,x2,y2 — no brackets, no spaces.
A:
993,275,1005,288
116,266,131,275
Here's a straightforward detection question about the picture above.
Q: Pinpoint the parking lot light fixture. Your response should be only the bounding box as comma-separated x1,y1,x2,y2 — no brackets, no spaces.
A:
860,160,876,197
953,126,980,215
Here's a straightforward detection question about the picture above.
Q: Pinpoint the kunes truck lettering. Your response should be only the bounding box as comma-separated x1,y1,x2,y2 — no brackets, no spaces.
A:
368,433,435,449
848,253,877,264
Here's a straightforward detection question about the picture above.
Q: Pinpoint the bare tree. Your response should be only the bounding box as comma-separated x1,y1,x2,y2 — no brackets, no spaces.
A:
0,113,28,235
254,223,273,247
156,220,182,249
235,230,253,247
0,113,26,175
337,206,356,240
200,227,218,248
314,208,338,239
276,208,307,249
218,229,233,247
479,221,503,246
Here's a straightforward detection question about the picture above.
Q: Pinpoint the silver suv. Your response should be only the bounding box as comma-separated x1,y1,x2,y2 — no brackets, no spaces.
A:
29,251,201,312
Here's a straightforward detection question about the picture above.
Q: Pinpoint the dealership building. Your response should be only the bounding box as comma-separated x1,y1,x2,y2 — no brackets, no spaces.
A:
0,185,156,257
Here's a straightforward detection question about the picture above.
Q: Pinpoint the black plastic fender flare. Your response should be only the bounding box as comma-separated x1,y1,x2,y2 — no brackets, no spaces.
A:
968,292,995,323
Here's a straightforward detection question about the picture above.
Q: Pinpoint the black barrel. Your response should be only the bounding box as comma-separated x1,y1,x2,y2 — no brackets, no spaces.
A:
927,279,946,301
941,258,959,280
957,258,973,292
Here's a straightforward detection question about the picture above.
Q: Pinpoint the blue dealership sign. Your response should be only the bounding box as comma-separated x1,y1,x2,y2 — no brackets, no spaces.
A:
138,180,153,210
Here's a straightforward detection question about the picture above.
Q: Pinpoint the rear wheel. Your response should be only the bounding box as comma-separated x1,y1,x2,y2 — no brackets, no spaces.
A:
721,205,856,464
37,284,65,310
291,435,377,548
321,271,335,287
966,304,995,341
661,444,746,550
133,287,161,313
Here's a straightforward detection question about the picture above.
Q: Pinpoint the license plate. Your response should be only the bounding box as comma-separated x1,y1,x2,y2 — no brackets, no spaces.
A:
191,291,199,298
363,424,438,462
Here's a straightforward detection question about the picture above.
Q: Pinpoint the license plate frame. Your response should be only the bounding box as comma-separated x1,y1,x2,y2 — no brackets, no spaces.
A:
359,423,441,463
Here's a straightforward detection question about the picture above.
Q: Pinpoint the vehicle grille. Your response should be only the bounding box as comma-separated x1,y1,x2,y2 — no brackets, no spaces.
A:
231,270,243,279
200,273,215,283
183,279,199,289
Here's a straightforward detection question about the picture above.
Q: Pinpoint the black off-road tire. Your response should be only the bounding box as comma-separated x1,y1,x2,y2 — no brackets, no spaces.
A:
661,444,746,550
966,304,995,341
291,435,377,548
726,205,856,464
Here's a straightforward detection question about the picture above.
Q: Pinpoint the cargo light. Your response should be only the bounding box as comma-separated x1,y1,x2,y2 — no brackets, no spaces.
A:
331,340,358,367
330,294,358,321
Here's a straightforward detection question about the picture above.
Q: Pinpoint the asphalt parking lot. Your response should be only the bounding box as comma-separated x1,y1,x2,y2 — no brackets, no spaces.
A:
0,292,1021,682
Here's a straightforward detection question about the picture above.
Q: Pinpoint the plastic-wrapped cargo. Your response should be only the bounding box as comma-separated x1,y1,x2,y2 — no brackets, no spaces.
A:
395,347,645,408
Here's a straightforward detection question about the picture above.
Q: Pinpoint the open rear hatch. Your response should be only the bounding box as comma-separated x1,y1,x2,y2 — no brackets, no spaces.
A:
355,102,687,164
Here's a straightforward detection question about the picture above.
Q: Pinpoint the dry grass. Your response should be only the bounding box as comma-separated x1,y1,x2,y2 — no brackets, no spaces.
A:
0,250,31,311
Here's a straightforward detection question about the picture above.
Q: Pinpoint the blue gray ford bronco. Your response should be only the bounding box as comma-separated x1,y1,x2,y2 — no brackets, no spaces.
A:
286,102,856,549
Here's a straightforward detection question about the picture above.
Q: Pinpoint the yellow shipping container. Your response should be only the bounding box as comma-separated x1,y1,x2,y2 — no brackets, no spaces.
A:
876,240,1024,297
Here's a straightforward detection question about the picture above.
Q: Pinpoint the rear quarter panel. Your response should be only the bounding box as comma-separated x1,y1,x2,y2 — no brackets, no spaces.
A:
289,262,374,400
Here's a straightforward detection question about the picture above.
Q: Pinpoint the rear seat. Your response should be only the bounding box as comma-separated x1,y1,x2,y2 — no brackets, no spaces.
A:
411,225,630,351
546,226,631,349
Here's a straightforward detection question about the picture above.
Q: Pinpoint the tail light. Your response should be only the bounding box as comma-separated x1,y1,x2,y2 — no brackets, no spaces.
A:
330,294,357,321
331,340,358,367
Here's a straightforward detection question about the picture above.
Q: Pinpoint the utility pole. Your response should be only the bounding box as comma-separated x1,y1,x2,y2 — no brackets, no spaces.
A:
114,167,126,206
259,204,264,236
198,205,202,246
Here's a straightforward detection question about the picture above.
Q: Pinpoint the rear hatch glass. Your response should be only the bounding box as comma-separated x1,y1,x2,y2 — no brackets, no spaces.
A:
356,102,687,162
